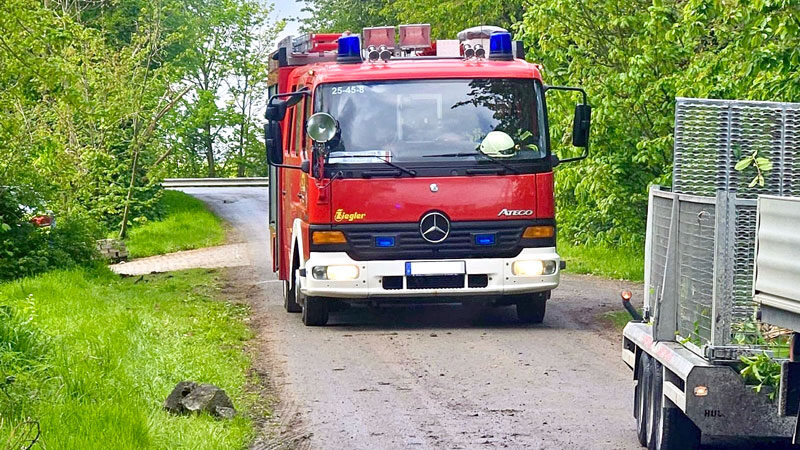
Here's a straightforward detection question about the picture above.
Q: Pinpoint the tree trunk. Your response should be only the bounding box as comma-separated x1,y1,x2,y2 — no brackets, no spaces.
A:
204,122,216,177
237,74,249,178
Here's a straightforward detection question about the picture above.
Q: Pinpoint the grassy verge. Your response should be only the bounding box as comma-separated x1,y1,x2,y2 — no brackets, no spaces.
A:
126,190,225,258
559,240,644,281
600,310,639,332
0,267,256,449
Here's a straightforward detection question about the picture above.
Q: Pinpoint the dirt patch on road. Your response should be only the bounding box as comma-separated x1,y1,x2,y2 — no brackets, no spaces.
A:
221,265,312,450
554,272,644,342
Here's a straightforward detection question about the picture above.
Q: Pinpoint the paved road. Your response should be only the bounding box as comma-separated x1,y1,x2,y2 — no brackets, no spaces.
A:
180,186,643,450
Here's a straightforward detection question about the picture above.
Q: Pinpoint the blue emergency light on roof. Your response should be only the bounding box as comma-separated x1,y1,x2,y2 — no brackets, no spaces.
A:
337,35,362,63
488,31,513,61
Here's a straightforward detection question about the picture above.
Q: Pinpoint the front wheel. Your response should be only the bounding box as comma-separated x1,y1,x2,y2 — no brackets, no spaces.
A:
516,291,548,323
283,280,301,313
302,296,329,326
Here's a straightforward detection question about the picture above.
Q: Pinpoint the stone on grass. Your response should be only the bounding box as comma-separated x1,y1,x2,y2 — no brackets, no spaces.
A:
164,381,236,419
164,381,198,414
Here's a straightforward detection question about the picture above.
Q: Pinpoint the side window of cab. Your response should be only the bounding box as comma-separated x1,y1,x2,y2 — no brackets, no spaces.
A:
293,96,307,158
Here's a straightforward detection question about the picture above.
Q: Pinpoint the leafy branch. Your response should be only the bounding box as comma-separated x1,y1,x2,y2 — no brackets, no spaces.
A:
734,150,773,188
739,353,781,400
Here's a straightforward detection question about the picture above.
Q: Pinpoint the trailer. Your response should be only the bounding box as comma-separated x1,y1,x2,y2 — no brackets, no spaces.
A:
621,98,800,449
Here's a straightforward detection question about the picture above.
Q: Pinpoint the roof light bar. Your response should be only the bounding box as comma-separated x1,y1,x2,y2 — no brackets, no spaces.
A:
489,31,513,61
337,35,362,63
363,26,395,49
398,24,431,50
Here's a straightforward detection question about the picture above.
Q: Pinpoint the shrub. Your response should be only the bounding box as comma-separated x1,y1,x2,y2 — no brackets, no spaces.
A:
0,189,97,281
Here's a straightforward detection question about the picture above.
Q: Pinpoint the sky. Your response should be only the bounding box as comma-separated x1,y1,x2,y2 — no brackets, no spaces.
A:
271,0,309,41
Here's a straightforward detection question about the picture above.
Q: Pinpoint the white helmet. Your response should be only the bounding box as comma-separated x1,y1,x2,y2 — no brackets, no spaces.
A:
479,131,516,158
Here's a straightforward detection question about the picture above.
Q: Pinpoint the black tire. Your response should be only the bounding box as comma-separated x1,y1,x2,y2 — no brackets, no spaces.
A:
283,279,301,313
302,296,329,326
652,398,701,450
516,292,548,323
635,352,652,447
646,359,663,450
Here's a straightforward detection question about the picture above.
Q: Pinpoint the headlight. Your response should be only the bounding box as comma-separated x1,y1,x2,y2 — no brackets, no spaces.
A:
312,265,359,280
512,260,557,276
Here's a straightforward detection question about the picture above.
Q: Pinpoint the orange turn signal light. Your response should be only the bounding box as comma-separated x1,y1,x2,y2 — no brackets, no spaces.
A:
312,231,347,245
522,226,554,239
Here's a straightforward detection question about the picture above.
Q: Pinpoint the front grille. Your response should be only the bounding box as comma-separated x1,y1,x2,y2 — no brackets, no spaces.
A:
316,219,552,261
406,275,464,289
468,274,489,288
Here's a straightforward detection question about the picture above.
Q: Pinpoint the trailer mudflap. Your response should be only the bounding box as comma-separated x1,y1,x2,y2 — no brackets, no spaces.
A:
780,361,800,417
685,365,795,438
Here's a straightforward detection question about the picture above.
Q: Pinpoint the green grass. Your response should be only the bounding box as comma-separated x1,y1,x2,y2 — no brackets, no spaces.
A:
126,190,225,258
559,240,644,281
601,310,639,331
0,267,256,449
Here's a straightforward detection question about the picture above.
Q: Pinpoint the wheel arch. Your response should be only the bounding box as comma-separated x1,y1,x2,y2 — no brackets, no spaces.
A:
288,218,307,289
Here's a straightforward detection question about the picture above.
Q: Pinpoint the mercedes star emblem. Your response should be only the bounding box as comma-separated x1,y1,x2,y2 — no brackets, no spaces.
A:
429,183,439,192
419,212,450,243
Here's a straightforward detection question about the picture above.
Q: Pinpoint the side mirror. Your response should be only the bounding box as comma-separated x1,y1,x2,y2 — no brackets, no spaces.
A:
264,121,283,165
572,104,591,148
544,85,590,164
265,100,287,121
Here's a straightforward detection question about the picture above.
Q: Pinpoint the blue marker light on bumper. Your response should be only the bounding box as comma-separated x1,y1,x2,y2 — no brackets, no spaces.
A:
475,234,496,246
375,236,395,247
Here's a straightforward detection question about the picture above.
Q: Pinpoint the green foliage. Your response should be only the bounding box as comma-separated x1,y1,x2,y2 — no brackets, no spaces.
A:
739,353,781,400
0,268,255,449
558,240,644,281
735,150,774,188
300,0,393,33
167,0,281,178
0,189,97,281
0,0,279,277
304,0,800,247
125,190,225,258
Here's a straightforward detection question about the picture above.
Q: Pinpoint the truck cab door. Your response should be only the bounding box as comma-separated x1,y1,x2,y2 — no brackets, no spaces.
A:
268,162,280,273
267,84,281,273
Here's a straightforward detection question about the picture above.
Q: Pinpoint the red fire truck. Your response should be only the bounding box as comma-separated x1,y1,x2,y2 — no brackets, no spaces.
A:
265,25,591,326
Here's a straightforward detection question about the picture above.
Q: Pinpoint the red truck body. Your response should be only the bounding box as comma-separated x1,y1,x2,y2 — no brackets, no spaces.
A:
266,28,589,325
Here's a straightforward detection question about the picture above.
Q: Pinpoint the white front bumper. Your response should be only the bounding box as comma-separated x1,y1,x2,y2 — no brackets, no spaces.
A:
300,247,560,299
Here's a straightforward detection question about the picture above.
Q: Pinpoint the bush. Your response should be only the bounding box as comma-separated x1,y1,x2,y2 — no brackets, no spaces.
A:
0,189,97,281
0,303,49,421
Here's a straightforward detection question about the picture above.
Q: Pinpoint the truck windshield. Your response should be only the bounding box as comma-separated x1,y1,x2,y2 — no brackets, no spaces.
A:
316,79,545,165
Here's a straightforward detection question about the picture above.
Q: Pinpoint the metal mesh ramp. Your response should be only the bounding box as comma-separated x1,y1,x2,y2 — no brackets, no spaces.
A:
673,98,800,198
646,98,800,357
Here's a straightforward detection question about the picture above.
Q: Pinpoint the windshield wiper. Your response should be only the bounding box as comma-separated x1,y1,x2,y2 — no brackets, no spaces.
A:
328,154,417,177
423,151,519,174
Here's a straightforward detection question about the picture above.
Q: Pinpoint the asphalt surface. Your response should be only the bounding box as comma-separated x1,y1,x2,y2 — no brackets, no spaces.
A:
179,186,644,450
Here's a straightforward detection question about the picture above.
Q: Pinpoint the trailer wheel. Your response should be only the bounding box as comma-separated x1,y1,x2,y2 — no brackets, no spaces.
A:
646,359,663,450
516,292,548,323
302,296,329,326
283,280,301,313
652,398,701,450
635,352,652,447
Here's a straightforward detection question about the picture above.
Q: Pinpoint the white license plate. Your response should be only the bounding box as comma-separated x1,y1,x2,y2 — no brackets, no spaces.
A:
405,261,466,276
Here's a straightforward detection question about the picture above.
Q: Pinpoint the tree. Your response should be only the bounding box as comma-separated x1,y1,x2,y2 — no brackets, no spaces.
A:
300,0,392,32
227,2,283,177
